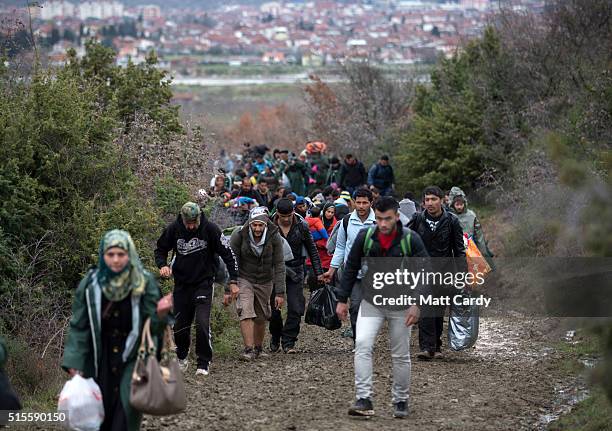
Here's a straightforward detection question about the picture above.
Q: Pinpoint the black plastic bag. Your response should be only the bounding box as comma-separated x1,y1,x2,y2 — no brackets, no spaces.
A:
305,284,342,330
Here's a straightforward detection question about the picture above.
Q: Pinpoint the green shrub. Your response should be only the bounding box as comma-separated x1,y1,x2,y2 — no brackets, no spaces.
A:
155,176,192,220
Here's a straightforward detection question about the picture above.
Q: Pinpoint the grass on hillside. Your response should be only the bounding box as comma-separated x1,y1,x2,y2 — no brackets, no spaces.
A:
548,329,609,430
548,388,612,431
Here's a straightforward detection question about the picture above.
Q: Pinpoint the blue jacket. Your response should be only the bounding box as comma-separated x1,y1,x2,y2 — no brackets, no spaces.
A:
368,163,394,189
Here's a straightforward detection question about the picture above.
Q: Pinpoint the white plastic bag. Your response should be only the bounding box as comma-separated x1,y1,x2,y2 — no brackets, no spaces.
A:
58,374,104,431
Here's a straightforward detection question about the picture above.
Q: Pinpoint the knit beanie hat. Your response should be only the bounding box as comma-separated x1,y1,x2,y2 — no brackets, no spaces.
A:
249,206,270,225
276,198,295,215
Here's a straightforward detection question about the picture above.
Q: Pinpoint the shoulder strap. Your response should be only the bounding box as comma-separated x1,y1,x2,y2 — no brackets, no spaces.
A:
362,226,375,256
342,213,350,235
400,231,412,256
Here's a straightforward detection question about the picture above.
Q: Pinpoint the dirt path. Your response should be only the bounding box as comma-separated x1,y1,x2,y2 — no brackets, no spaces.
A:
143,312,574,431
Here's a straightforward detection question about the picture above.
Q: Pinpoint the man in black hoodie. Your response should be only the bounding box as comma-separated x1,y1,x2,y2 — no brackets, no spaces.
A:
408,186,466,360
155,202,239,376
339,154,367,194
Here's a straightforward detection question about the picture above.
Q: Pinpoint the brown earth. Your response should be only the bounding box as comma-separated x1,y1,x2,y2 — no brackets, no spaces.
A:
142,313,577,431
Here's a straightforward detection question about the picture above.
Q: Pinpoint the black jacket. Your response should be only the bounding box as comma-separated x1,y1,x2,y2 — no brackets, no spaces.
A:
337,222,429,303
155,213,239,285
408,210,465,259
273,214,324,276
339,160,367,189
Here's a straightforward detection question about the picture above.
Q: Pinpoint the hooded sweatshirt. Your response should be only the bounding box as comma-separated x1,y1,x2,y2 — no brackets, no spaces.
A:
448,186,488,256
155,212,239,285
398,198,417,220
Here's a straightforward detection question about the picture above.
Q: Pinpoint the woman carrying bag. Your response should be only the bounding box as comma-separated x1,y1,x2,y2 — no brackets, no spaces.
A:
62,230,173,431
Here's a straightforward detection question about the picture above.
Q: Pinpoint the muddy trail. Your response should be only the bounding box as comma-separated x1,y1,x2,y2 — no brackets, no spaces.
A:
143,310,576,431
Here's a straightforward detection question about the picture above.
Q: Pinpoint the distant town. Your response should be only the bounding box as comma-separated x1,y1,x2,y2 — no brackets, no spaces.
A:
2,0,544,76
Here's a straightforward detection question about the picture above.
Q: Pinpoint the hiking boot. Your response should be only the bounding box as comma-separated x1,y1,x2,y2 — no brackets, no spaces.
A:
393,401,409,419
348,398,374,417
416,350,434,361
254,346,268,358
269,339,280,353
240,347,256,361
434,350,444,360
283,346,297,354
178,358,189,372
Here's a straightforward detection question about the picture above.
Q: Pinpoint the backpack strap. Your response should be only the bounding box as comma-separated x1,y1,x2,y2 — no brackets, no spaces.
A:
400,231,412,256
342,213,350,235
362,226,376,256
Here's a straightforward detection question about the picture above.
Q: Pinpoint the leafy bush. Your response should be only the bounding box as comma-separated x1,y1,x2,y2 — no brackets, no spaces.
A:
155,175,192,219
0,40,204,408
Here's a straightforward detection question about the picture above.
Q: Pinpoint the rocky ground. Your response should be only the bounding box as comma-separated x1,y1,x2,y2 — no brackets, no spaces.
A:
143,312,579,431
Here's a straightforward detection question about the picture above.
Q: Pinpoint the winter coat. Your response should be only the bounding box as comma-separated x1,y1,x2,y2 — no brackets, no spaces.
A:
61,270,166,431
154,213,238,285
273,214,324,277
305,216,333,270
305,217,328,241
330,209,376,269
367,163,394,190
448,186,491,257
285,162,308,196
339,160,367,189
408,210,467,274
229,222,286,294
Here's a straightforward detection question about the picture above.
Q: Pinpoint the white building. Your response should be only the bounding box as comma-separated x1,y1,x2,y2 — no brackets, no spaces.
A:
77,1,124,20
260,2,282,17
40,1,75,20
140,5,161,20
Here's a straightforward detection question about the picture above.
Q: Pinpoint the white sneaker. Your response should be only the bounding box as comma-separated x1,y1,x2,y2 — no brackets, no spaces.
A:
178,358,189,372
195,368,209,376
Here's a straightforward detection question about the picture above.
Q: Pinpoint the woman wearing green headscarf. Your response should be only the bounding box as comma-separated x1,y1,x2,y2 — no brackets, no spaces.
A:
62,230,173,431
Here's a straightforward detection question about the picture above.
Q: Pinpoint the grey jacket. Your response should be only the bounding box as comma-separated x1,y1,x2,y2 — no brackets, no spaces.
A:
448,186,489,256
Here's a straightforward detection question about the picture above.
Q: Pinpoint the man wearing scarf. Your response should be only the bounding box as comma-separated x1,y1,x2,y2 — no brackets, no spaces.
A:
155,202,239,376
63,230,171,431
227,206,286,361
